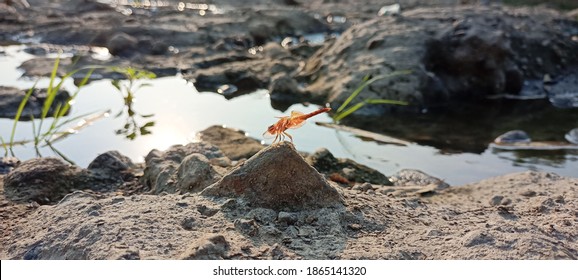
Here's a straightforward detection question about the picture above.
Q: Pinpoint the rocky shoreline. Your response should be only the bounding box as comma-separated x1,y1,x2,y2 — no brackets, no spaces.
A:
1,126,577,259
1,0,578,259
2,0,578,151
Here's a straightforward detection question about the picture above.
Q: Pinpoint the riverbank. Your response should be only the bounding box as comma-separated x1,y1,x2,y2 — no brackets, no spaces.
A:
1,127,576,259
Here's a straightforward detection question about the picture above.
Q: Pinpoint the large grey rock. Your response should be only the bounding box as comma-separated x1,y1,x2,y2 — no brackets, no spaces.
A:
3,152,138,204
3,158,85,204
0,86,71,120
106,32,138,57
201,142,344,210
88,150,135,174
296,6,578,116
247,10,328,44
175,154,221,193
141,142,226,194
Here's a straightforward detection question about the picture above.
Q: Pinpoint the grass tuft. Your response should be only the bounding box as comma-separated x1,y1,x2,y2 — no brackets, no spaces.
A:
332,70,411,122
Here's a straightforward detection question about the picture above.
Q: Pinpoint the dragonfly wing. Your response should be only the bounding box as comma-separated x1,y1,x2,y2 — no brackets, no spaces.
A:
285,111,305,129
290,111,304,117
288,119,306,129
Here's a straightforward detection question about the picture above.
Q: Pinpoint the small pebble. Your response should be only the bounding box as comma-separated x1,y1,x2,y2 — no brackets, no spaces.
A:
352,182,373,192
278,211,298,225
490,195,504,206
181,217,196,230
520,190,537,197
348,223,363,230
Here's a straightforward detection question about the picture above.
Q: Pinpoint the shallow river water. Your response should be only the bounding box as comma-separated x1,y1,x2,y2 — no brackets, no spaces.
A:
1,45,577,185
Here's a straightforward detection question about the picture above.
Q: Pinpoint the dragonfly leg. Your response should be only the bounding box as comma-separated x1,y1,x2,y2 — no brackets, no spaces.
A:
283,132,293,143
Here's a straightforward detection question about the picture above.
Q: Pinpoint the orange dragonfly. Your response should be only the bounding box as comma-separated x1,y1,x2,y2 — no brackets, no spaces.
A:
263,107,331,143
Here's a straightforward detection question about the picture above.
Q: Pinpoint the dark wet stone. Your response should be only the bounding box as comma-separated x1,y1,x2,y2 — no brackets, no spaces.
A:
247,10,328,44
306,148,392,186
192,63,264,97
494,130,531,144
88,151,135,174
295,6,578,117
424,21,518,99
195,54,254,70
107,32,139,57
0,86,71,120
268,73,309,104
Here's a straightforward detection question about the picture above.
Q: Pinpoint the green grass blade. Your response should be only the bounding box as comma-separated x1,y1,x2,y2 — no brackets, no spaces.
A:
333,101,366,122
48,68,96,133
45,140,75,165
40,111,98,140
0,135,7,156
335,70,412,114
43,102,64,139
31,113,41,146
41,55,61,120
10,82,37,148
36,56,62,140
365,99,409,106
336,79,367,114
44,110,110,144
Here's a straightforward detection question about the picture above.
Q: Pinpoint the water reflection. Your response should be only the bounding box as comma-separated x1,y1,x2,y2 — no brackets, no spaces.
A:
113,93,155,140
342,98,578,154
493,149,577,169
110,67,157,140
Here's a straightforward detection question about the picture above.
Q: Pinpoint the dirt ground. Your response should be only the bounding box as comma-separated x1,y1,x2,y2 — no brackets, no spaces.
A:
1,150,577,259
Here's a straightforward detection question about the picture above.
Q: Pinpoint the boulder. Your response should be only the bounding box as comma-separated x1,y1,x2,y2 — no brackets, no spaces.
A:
296,6,578,116
87,150,136,184
0,86,71,120
107,32,139,57
3,158,85,204
201,142,344,210
141,142,226,194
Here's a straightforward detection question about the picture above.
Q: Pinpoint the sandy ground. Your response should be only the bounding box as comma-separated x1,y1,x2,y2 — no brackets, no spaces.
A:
1,169,576,259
